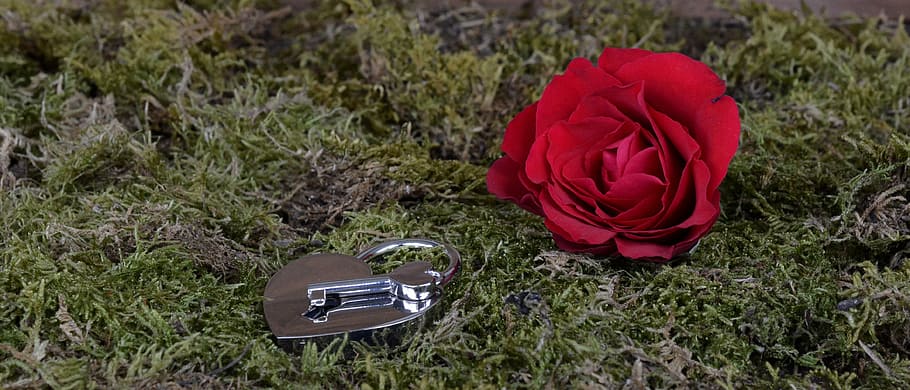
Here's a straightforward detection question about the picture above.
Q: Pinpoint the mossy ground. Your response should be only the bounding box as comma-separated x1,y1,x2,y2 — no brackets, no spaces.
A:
1,0,909,388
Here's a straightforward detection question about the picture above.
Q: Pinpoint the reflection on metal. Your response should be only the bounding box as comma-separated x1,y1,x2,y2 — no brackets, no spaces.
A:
263,239,460,348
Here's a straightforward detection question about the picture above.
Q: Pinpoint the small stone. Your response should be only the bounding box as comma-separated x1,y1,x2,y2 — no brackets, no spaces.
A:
836,298,863,311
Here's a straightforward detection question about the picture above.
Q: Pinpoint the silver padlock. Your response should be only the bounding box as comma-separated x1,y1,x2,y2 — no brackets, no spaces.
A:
263,239,460,348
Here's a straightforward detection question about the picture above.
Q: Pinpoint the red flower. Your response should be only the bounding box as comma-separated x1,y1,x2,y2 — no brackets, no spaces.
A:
487,48,740,261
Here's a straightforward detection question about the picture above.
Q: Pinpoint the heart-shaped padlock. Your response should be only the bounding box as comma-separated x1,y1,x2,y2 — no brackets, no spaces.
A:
263,239,460,347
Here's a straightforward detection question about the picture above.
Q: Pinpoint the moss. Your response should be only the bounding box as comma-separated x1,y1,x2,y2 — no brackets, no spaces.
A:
1,0,910,387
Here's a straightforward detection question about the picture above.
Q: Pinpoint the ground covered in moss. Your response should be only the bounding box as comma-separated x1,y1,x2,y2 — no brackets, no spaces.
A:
1,0,909,387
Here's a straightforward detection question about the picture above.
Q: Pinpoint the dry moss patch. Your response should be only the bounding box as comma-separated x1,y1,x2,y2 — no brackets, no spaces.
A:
1,0,909,387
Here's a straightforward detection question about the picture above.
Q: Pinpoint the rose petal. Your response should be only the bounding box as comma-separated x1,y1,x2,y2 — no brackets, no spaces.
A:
585,121,642,186
591,82,650,125
559,152,596,183
612,161,717,246
597,47,654,74
603,192,664,228
614,235,677,260
618,220,711,260
552,233,617,256
501,102,539,163
647,105,700,164
547,180,604,225
539,188,616,244
615,128,650,175
601,149,618,184
547,117,626,160
612,53,727,128
536,58,620,135
567,177,603,200
547,172,595,207
656,160,717,229
545,118,632,191
673,222,713,254
692,95,741,191
558,158,611,210
623,147,661,177
569,95,632,123
602,173,665,210
487,157,542,213
525,136,551,184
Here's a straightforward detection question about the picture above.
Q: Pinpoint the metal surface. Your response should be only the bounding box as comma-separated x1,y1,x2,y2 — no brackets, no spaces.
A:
263,239,460,347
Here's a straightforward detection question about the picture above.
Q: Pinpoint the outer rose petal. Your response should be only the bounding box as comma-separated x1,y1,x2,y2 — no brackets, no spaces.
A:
614,235,676,260
612,53,726,128
525,136,551,184
501,102,538,163
613,234,703,261
597,47,654,74
487,157,541,213
616,213,712,261
552,233,617,256
692,95,741,192
540,188,616,244
536,58,620,135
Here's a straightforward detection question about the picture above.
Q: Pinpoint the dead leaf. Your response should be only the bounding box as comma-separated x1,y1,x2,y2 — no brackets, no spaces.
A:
56,294,84,344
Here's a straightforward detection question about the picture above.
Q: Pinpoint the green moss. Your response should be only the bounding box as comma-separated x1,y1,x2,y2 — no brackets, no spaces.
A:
1,0,909,387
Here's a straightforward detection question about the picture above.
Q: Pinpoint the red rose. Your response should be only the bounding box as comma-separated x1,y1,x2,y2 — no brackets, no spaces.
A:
487,47,740,261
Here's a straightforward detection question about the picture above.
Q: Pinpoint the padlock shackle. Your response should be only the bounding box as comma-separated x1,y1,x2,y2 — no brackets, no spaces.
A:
355,238,461,288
